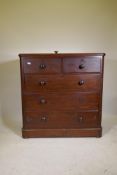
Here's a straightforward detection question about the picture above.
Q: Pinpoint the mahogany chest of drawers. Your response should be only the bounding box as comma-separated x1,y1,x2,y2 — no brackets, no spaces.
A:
19,53,105,138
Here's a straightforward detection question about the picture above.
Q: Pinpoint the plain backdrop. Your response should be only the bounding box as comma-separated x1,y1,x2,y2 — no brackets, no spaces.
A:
0,0,117,133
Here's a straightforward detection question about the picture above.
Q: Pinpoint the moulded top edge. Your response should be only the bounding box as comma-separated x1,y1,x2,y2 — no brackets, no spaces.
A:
19,53,105,57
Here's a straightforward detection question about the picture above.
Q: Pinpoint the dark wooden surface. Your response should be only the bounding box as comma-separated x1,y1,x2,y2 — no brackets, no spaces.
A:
23,57,61,74
24,92,99,111
19,53,105,138
24,74,101,92
24,111,100,129
63,57,101,73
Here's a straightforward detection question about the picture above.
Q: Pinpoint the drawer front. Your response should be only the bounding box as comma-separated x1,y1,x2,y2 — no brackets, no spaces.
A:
24,111,100,129
24,74,101,92
24,92,99,111
23,58,61,74
63,57,101,73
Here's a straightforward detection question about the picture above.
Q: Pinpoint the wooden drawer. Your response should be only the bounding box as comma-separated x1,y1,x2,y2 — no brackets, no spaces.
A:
24,74,101,92
22,57,61,74
24,111,100,129
24,92,99,111
63,57,101,73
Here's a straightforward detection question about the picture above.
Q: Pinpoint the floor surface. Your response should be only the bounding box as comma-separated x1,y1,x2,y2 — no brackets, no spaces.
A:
0,118,117,175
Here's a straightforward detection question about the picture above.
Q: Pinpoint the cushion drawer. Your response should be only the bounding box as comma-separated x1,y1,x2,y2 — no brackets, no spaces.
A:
23,57,61,74
24,111,100,129
24,92,99,111
63,57,101,73
24,74,101,92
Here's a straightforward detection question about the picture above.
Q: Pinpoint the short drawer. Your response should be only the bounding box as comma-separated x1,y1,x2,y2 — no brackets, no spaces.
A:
22,57,61,74
24,111,100,129
63,57,101,73
24,92,99,111
24,74,101,92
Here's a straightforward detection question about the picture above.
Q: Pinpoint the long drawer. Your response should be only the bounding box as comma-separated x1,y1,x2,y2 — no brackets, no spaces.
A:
24,74,101,92
24,92,99,111
24,111,100,129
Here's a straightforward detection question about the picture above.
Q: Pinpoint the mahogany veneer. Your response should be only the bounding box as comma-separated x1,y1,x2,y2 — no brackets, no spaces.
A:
19,53,105,138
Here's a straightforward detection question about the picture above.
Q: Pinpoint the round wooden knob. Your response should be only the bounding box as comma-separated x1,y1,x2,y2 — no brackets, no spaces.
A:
40,64,46,69
40,98,46,104
79,116,83,123
39,80,46,86
79,64,85,69
79,80,84,85
41,116,47,121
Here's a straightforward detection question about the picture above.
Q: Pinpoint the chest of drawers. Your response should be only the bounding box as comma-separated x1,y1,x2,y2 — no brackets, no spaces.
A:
19,53,105,138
